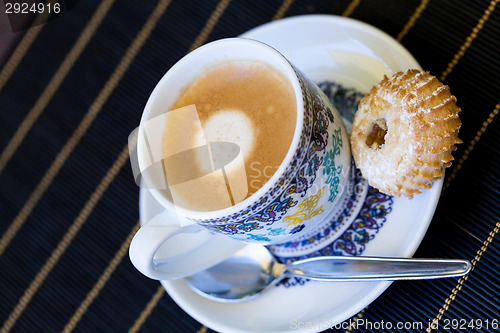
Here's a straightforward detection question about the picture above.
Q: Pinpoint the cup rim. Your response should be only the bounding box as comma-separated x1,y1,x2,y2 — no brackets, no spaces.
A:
139,37,304,220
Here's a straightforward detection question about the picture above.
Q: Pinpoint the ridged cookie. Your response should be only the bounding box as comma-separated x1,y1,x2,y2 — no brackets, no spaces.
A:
350,69,462,198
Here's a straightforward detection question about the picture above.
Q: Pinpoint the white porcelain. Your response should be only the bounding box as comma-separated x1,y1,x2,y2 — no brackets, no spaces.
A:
131,37,352,280
141,15,442,332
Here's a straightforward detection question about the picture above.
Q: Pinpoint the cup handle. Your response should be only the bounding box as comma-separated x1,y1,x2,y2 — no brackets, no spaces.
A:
129,209,244,280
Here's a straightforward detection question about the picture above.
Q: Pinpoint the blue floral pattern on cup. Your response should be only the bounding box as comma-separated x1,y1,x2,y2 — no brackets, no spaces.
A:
273,81,394,288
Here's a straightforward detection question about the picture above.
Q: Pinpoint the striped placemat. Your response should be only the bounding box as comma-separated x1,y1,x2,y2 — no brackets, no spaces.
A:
0,0,498,332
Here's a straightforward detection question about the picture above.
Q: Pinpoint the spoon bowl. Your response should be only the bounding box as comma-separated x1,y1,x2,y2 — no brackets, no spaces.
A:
185,244,471,303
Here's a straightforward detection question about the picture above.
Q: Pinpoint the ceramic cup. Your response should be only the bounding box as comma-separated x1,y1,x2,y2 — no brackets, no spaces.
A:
129,38,351,280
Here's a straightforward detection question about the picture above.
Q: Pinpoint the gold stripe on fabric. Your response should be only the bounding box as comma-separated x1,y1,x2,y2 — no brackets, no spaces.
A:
0,0,169,258
450,219,482,243
188,0,232,52
443,101,500,192
426,221,500,333
59,130,140,333
342,0,362,17
272,0,295,21
127,1,235,331
0,26,43,91
0,0,57,90
197,326,208,333
344,308,367,333
397,0,430,42
0,0,117,175
440,0,499,82
0,0,171,329
128,286,166,333
62,221,141,333
0,142,131,333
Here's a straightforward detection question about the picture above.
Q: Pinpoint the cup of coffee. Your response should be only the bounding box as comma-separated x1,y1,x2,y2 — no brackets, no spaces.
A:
129,38,351,280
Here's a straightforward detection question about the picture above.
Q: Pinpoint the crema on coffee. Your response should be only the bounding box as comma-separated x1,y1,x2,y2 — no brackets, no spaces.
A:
162,60,296,211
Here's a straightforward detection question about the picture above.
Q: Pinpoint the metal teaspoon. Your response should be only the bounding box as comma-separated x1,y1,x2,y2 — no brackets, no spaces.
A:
185,244,471,303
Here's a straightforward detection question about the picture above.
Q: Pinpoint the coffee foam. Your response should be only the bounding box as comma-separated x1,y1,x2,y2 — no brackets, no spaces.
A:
200,109,255,175
163,59,296,211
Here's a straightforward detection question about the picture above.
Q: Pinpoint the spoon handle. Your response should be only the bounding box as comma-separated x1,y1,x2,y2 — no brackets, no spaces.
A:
286,256,471,281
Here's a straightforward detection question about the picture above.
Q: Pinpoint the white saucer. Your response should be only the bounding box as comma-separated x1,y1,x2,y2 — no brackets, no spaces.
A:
140,15,442,333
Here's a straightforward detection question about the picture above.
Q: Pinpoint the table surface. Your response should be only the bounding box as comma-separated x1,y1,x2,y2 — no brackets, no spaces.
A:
1,1,499,332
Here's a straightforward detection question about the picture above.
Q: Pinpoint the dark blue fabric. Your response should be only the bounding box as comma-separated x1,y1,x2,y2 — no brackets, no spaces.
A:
0,0,499,332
